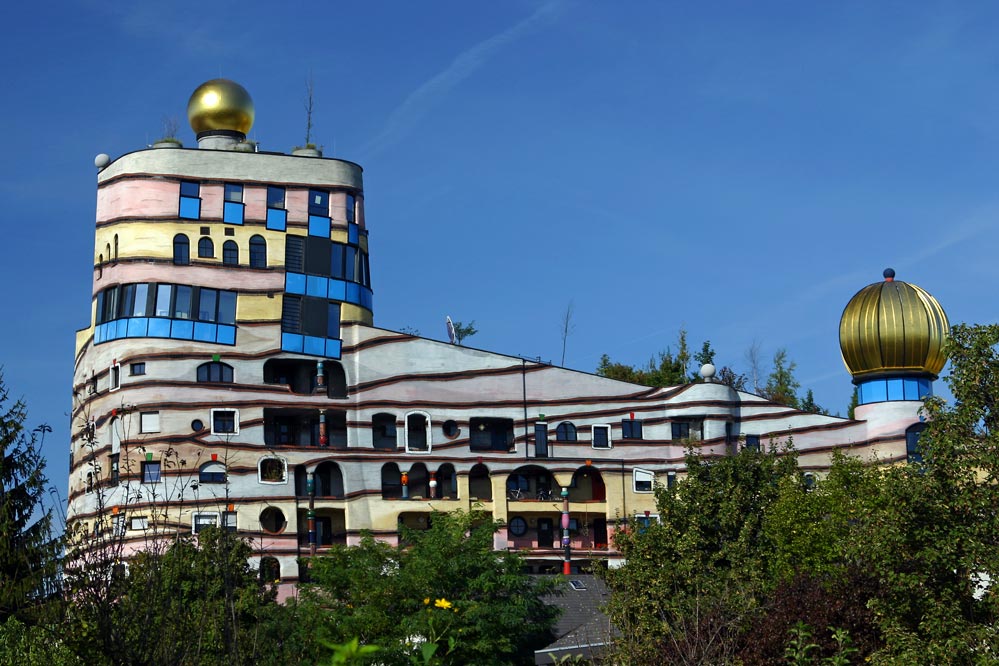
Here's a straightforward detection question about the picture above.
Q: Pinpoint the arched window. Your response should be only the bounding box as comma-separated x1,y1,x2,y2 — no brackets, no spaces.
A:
327,361,348,398
259,556,281,583
113,234,118,262
406,413,431,453
197,361,234,383
555,422,577,441
381,463,402,498
469,463,492,501
434,464,457,499
249,235,267,268
173,234,190,265
222,240,238,266
106,243,111,263
314,461,344,498
199,461,226,484
198,237,214,258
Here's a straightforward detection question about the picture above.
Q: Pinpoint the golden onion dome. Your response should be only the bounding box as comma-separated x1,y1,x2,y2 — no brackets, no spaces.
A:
839,268,948,380
187,79,254,135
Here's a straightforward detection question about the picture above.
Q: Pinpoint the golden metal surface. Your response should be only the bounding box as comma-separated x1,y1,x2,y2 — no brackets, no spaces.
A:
187,79,254,135
839,278,948,378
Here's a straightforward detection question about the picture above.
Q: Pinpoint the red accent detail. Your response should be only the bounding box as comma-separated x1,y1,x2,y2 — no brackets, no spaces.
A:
630,412,634,420
111,408,117,416
563,561,571,575
885,277,894,282
211,453,218,461
644,510,651,518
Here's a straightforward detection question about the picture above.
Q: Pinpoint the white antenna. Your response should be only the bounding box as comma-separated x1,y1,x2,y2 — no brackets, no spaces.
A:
446,316,456,344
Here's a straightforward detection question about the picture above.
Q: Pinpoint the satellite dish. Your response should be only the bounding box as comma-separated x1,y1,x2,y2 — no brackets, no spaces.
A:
446,316,456,344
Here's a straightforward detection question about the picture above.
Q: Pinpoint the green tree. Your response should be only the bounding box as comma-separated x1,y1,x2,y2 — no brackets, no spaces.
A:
0,373,58,626
762,349,800,408
597,328,693,387
798,389,828,415
604,445,800,663
299,509,559,665
451,320,478,345
65,527,287,666
846,386,858,419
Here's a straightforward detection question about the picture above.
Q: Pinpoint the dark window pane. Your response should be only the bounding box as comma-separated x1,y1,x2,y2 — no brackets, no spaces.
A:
330,244,344,279
344,246,356,282
327,302,341,339
217,291,236,325
173,285,192,319
199,288,217,322
285,236,305,273
173,234,190,265
309,190,329,216
96,291,106,324
281,295,302,333
267,186,285,208
249,235,267,268
305,237,330,275
119,285,135,319
222,241,238,265
345,193,355,223
198,237,214,258
224,183,243,202
180,181,199,197
133,284,149,317
302,297,327,337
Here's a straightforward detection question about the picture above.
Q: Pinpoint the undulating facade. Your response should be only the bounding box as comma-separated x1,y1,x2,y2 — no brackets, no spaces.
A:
68,79,950,585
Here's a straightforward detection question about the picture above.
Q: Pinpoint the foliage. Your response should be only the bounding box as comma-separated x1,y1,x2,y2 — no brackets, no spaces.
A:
0,372,58,626
596,328,692,387
451,320,478,345
846,386,859,419
761,348,800,408
299,509,559,665
0,616,83,665
798,389,828,415
64,527,286,666
604,445,799,663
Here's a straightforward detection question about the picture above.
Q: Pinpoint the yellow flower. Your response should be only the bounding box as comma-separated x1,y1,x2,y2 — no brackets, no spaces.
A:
434,598,452,609
423,597,430,605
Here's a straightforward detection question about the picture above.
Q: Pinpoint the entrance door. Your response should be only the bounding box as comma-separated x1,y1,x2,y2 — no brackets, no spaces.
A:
537,518,554,548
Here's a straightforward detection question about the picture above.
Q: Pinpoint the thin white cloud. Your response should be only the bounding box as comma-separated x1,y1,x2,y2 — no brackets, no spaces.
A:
360,1,564,158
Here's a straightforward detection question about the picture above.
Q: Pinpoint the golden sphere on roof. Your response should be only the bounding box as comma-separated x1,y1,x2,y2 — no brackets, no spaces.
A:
187,79,254,135
839,269,948,380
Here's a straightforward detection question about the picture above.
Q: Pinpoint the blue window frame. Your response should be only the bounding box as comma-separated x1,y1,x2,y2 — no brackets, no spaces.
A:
179,181,201,219
622,419,643,439
308,190,329,216
555,422,576,441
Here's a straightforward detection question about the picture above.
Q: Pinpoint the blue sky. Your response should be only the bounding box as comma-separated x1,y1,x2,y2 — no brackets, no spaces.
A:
3,0,999,509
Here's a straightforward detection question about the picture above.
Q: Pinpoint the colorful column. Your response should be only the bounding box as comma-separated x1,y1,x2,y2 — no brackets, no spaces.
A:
561,486,571,575
307,472,316,556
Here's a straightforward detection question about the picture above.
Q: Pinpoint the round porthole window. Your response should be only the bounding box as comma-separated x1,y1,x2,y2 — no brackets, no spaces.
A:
260,507,286,534
509,516,528,537
191,419,204,432
442,420,459,438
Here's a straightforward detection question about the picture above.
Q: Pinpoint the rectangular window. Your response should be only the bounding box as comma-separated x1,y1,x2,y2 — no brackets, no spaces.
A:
130,362,145,376
534,422,549,458
179,181,201,220
308,189,329,216
217,291,237,325
141,461,161,483
173,285,192,319
193,513,218,534
327,302,341,339
345,193,356,223
130,516,148,530
305,237,331,275
344,246,357,282
634,514,659,533
634,468,654,493
109,363,120,391
592,424,611,449
281,294,302,333
198,288,218,322
155,284,173,317
267,186,285,209
113,514,127,537
109,453,120,487
139,412,160,433
224,183,243,202
744,435,761,452
330,244,345,279
119,284,135,319
672,419,703,441
222,511,238,532
666,471,677,489
622,419,643,439
132,283,149,317
285,236,305,273
211,409,239,435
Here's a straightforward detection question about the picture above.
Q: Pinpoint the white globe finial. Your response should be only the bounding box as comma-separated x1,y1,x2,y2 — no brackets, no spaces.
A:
699,363,716,381
94,153,111,169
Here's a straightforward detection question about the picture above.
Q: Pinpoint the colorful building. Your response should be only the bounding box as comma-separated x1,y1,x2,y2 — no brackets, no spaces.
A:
68,79,949,582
